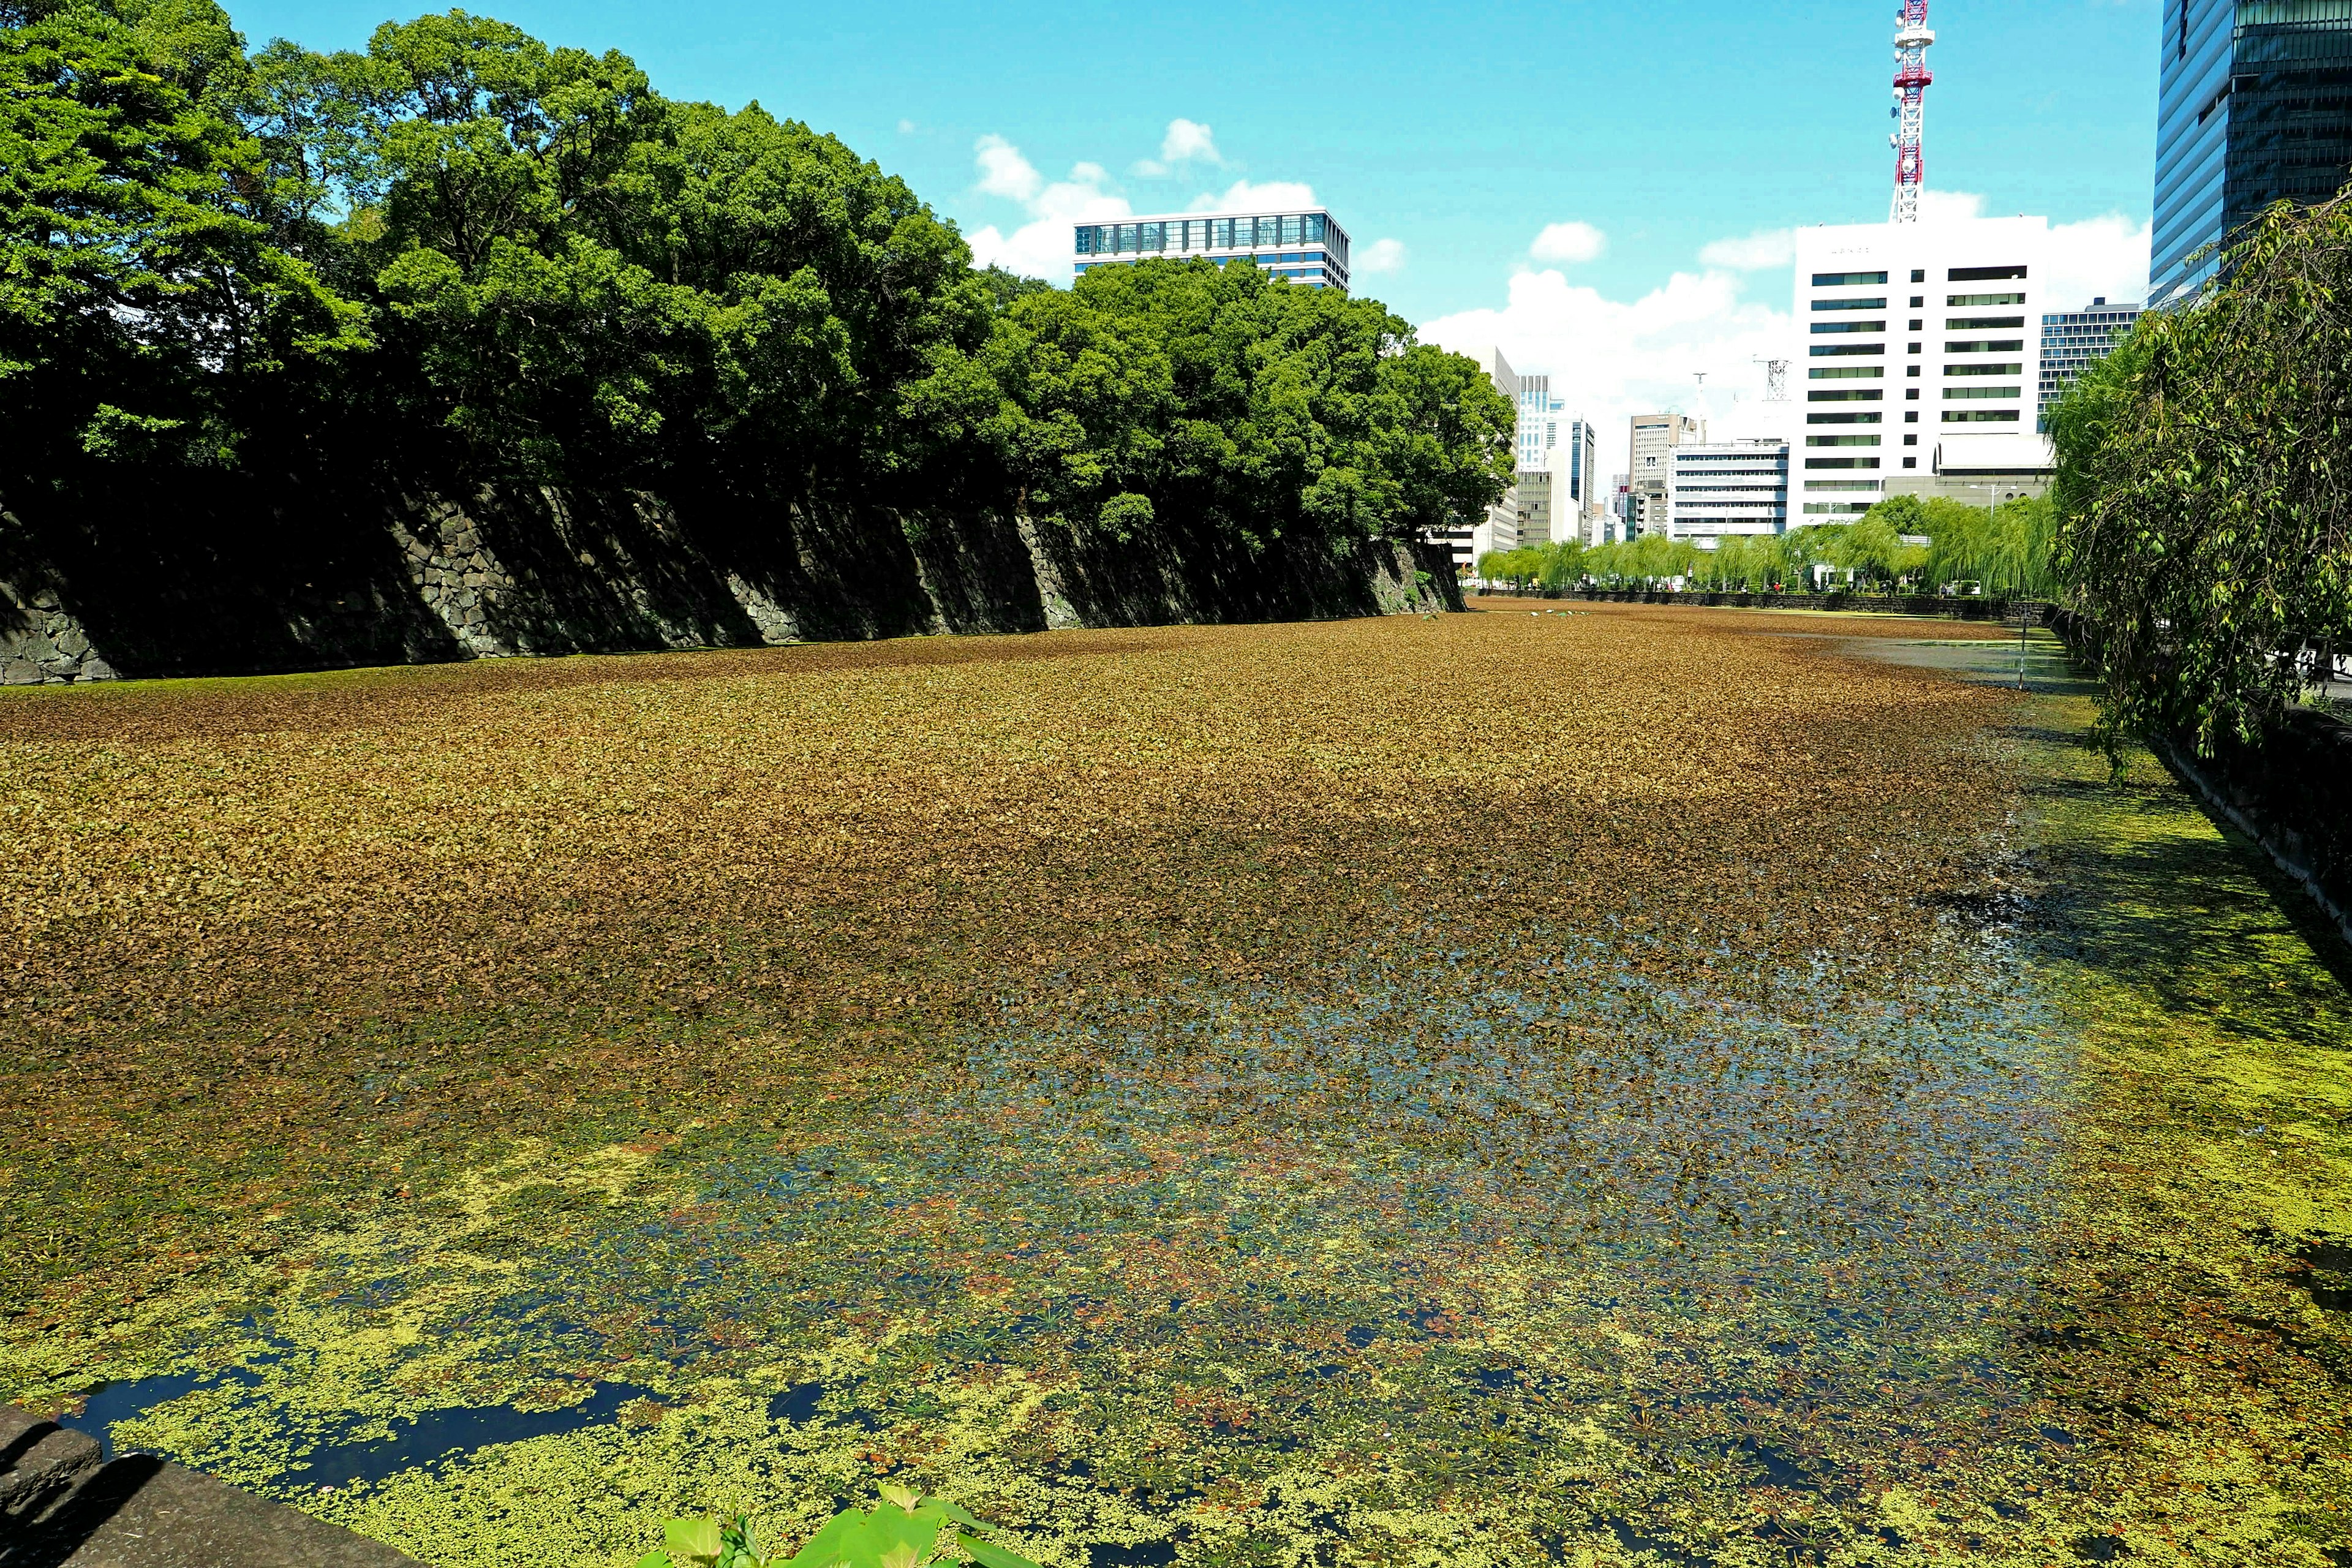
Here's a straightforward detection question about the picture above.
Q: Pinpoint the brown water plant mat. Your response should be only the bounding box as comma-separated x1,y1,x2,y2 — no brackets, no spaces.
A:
1,603,2345,1566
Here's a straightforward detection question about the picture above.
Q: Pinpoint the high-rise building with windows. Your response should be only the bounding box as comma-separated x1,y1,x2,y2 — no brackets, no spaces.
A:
1668,442,1790,545
1512,375,1599,538
2150,0,2352,309
1627,413,1703,537
1072,209,1352,291
1790,216,2048,518
2038,298,2142,429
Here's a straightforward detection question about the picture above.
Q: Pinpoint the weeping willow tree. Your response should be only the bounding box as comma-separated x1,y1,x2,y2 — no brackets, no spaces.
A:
2051,191,2352,756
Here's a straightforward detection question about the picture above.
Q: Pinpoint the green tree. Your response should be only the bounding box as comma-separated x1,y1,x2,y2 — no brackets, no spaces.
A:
2051,190,2352,753
0,0,366,473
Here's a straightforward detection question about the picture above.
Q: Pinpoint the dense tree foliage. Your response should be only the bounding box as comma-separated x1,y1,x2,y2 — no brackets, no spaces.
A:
2052,192,2352,754
1,1,1507,565
1476,494,2052,598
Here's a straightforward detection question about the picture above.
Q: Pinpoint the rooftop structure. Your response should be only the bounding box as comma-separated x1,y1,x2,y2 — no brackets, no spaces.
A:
1073,209,1352,292
1890,1,1936,223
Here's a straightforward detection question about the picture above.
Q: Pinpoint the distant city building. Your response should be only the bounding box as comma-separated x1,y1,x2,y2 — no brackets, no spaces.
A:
1668,440,1790,545
2038,298,2142,429
1513,377,1598,528
1073,209,1351,291
1790,216,2050,520
1452,347,1520,571
2150,0,2352,309
1607,473,1630,545
1627,413,1703,537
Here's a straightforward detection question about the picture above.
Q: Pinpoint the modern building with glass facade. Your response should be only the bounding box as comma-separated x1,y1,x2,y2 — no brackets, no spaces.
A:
1789,216,2049,518
2151,0,2352,308
2038,299,2143,428
1072,209,1352,291
1513,375,1599,538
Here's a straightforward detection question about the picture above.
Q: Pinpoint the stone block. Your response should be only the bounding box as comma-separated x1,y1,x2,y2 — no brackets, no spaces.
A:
10,1451,420,1566
1,659,42,686
462,572,487,588
77,659,118,682
1,1404,103,1523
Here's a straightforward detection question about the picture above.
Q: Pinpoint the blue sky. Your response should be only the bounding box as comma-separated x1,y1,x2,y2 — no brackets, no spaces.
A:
228,0,2166,429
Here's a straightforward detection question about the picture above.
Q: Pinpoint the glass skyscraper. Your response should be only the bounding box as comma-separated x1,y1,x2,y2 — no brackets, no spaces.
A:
2150,0,2352,307
2038,299,2143,429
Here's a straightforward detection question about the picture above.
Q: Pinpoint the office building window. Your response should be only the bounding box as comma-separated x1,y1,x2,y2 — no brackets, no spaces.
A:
1812,297,1888,311
1943,409,2021,422
1812,321,1886,334
1910,268,1926,282
1811,344,1886,356
1948,293,2026,307
1806,412,1882,424
1808,389,1884,401
1947,362,2025,376
1947,316,2026,330
1946,339,2025,353
1809,366,1885,379
1804,457,1881,469
1945,386,2022,400
1812,271,1889,286
1806,434,1882,447
1950,264,2028,281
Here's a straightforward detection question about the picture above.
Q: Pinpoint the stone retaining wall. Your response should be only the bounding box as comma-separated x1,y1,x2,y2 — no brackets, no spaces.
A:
0,477,1458,684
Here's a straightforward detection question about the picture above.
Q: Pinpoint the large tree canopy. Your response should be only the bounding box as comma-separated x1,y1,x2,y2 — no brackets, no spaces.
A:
2052,192,2352,755
2,0,1507,572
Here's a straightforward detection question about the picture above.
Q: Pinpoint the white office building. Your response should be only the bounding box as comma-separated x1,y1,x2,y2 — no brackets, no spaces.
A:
1073,209,1351,292
1792,217,2050,520
1668,440,1790,545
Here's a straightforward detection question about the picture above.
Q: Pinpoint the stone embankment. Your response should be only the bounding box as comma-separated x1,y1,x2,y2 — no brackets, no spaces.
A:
0,480,1455,684
1,1406,417,1567
2154,707,2352,950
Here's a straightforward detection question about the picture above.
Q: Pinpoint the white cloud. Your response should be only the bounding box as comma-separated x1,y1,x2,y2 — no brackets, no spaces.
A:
2040,211,2152,310
1189,178,1317,213
1161,118,1221,166
1698,228,1794,270
974,134,1042,203
966,137,1130,279
1131,119,1224,179
1422,263,1793,479
1355,238,1407,275
1917,188,1987,223
1530,221,1607,264
897,118,915,135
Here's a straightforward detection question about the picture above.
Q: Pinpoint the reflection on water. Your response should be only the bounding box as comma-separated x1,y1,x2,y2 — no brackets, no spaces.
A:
72,924,2074,1559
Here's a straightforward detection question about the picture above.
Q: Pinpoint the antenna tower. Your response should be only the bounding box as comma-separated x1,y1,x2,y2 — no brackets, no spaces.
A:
1752,358,1789,402
1889,1,1934,223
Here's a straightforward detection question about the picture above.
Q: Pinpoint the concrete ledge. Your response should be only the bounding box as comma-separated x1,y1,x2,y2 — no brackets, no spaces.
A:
2,1408,420,1568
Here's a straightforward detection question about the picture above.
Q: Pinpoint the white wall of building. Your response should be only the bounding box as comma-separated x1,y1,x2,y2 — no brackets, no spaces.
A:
1668,441,1790,545
1791,216,2050,522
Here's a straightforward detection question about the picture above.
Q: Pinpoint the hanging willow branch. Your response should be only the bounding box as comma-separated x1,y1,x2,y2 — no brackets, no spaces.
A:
2051,188,2352,759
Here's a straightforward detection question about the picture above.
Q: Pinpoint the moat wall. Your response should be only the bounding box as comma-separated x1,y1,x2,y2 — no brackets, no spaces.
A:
0,468,1456,684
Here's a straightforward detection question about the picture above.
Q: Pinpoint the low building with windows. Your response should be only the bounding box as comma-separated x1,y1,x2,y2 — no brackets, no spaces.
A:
1668,441,1790,545
1072,209,1351,291
2038,298,2141,429
1792,216,2049,521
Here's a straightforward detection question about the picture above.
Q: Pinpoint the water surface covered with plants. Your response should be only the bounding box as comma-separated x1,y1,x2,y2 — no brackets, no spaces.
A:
4,606,2346,1565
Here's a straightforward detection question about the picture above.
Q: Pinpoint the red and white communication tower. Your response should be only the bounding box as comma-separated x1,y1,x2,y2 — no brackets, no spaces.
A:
1889,2,1935,223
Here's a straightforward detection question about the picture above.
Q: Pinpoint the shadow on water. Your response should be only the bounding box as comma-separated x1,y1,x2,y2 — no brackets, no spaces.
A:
62,1361,663,1486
